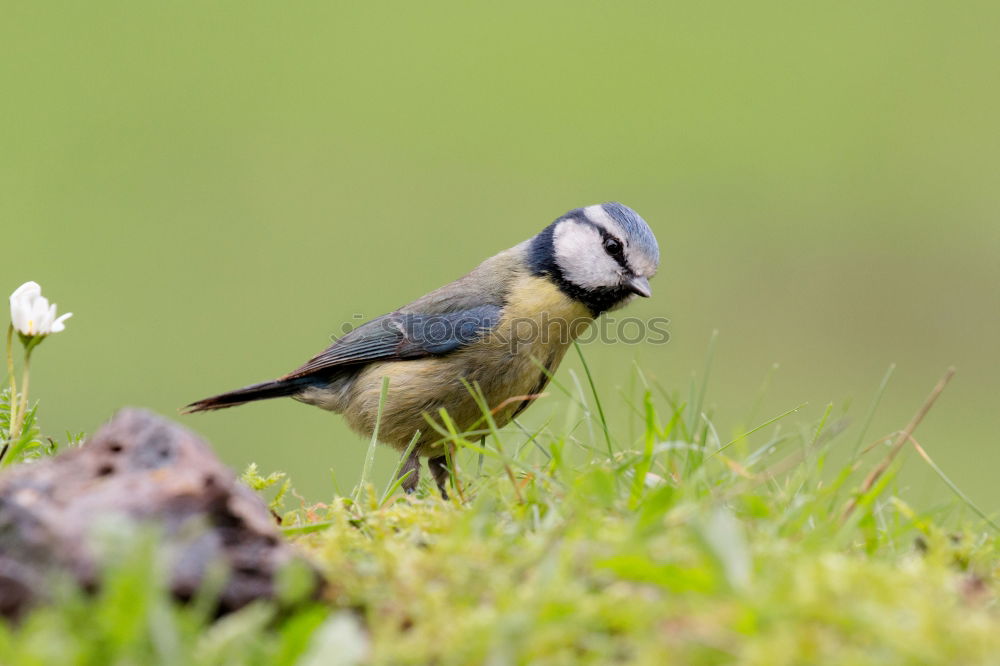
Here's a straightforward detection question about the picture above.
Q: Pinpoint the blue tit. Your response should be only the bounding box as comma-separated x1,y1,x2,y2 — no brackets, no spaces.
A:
185,202,659,496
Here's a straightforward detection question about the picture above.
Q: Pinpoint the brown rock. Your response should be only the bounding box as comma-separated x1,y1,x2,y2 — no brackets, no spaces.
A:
0,408,321,620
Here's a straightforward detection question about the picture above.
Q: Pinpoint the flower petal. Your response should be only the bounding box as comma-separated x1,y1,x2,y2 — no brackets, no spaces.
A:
10,282,43,334
10,300,30,334
9,281,41,304
26,297,50,335
8,282,71,336
50,312,73,333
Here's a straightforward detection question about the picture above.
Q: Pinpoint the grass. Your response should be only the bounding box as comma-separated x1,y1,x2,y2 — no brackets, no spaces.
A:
2,359,999,665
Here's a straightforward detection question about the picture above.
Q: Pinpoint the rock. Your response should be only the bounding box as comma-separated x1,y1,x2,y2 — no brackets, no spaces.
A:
0,408,322,621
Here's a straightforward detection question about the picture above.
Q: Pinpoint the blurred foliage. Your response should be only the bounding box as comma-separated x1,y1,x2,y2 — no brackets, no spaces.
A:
2,369,999,664
0,389,45,467
1,2,998,508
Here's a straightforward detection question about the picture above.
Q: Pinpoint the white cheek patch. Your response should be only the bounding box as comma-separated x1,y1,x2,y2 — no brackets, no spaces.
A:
553,221,622,289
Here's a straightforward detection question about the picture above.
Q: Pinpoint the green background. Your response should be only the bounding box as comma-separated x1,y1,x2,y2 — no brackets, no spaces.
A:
2,2,998,509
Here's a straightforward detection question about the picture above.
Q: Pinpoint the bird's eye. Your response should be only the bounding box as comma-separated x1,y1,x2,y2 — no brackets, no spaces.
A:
603,237,623,257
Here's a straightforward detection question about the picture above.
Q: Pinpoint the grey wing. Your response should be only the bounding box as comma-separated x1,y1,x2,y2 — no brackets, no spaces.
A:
285,241,527,379
282,305,503,379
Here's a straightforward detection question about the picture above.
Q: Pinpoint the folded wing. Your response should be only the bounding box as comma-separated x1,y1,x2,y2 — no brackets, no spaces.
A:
282,305,503,379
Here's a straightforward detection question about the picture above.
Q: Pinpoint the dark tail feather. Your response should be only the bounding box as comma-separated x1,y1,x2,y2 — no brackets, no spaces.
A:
182,377,313,414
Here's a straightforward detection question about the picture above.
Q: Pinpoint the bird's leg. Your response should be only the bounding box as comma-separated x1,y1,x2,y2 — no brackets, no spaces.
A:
399,450,421,494
428,454,451,500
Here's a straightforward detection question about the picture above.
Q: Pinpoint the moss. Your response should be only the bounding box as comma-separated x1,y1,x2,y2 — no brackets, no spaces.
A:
2,381,998,664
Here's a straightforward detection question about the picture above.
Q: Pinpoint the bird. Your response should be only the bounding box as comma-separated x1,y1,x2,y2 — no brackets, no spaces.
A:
184,203,659,497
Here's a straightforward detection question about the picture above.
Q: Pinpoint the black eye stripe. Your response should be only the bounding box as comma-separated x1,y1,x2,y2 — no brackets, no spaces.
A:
584,222,628,269
554,216,630,270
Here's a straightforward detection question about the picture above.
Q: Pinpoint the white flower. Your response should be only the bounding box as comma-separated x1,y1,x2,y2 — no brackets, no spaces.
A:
9,281,73,337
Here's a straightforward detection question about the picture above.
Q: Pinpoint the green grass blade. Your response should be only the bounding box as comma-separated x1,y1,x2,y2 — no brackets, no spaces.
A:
852,363,895,457
688,329,718,439
353,375,389,504
379,429,421,506
629,391,657,508
910,437,1000,533
574,341,613,456
709,403,807,459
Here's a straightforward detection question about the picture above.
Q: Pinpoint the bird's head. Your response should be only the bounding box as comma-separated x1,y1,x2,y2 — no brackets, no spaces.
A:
528,202,660,314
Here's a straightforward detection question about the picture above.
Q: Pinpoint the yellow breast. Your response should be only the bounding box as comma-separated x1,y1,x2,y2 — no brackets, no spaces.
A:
467,274,592,422
493,274,593,356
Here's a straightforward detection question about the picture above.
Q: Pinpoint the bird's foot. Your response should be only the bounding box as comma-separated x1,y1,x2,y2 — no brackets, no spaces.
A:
399,451,420,493
428,454,451,500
